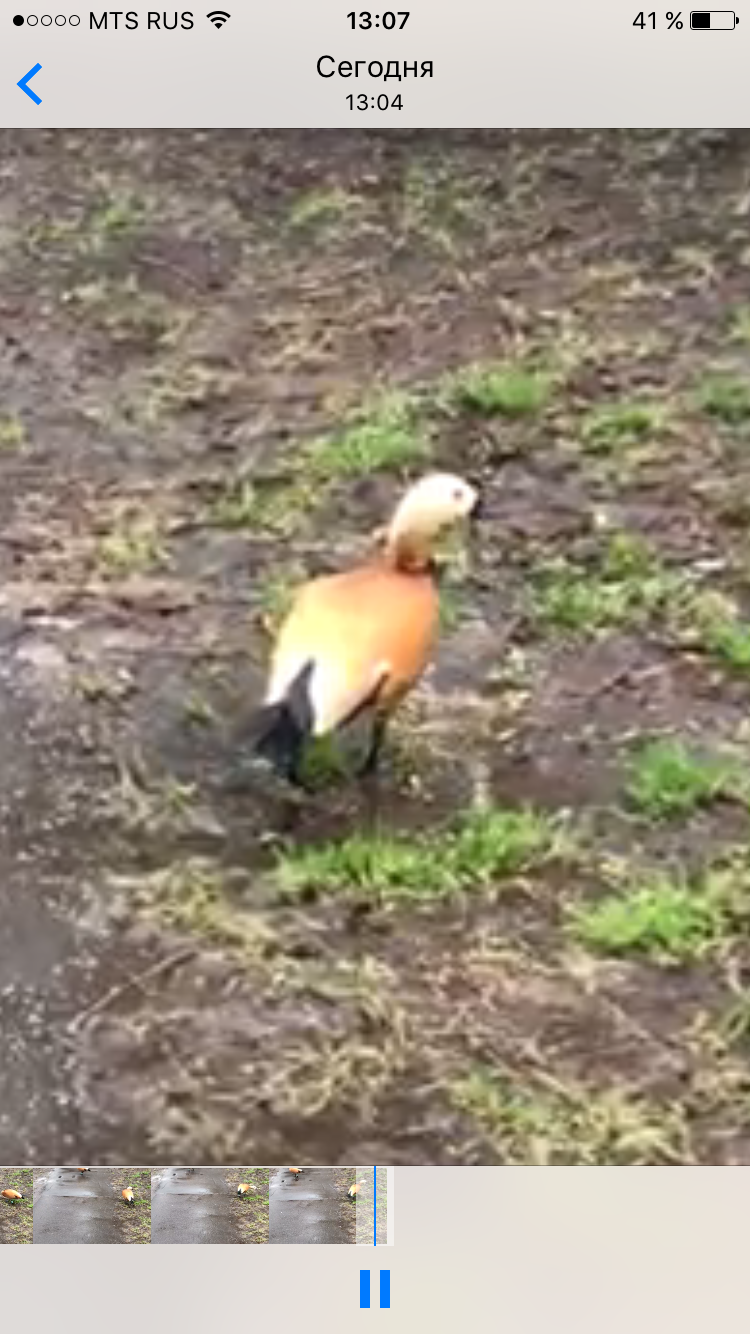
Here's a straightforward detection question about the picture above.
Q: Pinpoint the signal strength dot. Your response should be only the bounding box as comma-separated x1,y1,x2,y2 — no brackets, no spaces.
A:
207,9,231,27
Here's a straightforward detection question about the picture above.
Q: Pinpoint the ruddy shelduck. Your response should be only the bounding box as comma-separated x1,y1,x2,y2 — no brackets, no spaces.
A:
237,1183,253,1195
347,1178,367,1200
1,1189,23,1203
122,1188,134,1206
252,473,482,783
288,1167,302,1182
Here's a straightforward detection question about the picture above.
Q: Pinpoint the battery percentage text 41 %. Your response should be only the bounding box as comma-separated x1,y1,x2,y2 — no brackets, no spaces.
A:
633,11,684,25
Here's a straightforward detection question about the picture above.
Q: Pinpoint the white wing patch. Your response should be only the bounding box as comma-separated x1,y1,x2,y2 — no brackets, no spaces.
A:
310,659,390,735
265,650,313,706
267,653,390,736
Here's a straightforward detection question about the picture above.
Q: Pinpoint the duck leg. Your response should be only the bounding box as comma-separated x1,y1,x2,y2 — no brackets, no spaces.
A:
358,715,388,778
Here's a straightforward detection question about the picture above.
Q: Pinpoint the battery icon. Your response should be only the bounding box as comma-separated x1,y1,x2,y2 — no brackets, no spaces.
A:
690,10,738,25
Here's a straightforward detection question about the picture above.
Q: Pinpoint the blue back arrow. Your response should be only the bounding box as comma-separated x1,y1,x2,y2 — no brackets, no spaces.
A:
18,63,42,105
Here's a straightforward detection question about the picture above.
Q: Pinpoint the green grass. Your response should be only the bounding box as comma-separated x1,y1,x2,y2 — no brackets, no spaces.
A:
0,414,26,449
109,1168,152,1243
449,1065,689,1164
182,691,216,727
580,400,667,452
434,535,471,632
438,583,462,632
257,570,298,631
728,306,750,345
533,568,625,630
212,391,427,526
87,190,146,241
626,737,745,819
276,805,571,902
569,875,727,963
211,477,260,528
443,362,552,417
308,392,430,476
602,530,664,579
569,854,750,963
680,590,750,674
703,616,750,672
351,1167,387,1245
696,373,750,424
96,514,168,576
224,1168,271,1243
288,187,361,229
211,475,317,534
532,533,679,634
21,190,147,266
0,1168,33,1243
297,734,352,787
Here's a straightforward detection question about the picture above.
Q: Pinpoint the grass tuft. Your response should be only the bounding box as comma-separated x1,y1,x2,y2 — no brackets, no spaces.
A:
443,363,552,417
211,475,318,534
449,1065,689,1164
679,590,750,674
569,849,750,963
96,515,168,577
0,415,27,449
308,393,430,476
276,805,570,902
581,400,667,452
288,187,361,229
569,874,728,963
703,617,750,673
728,306,750,345
696,373,750,424
532,533,680,634
626,737,744,819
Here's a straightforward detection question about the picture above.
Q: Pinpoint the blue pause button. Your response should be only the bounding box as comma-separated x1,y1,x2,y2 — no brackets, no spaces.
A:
360,1270,391,1309
360,1271,370,1308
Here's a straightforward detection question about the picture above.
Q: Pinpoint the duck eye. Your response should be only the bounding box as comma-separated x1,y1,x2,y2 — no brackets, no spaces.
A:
452,487,464,503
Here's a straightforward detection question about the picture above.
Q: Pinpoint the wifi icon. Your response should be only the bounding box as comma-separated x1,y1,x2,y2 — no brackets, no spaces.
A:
207,9,231,26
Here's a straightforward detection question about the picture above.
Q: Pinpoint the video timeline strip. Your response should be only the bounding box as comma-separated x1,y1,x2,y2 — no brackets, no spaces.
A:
2,1166,393,1249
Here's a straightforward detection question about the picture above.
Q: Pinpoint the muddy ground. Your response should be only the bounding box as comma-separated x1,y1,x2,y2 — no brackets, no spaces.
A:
3,130,750,1164
32,1165,145,1242
109,1166,151,1240
223,1166,271,1242
269,1166,351,1243
0,1167,33,1242
151,1165,268,1242
332,1168,357,1243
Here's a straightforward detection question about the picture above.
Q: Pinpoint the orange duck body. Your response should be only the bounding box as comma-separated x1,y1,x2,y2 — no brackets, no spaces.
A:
251,473,479,785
